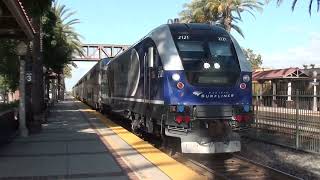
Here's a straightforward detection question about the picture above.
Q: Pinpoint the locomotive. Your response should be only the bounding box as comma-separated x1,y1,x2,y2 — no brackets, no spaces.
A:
73,23,252,154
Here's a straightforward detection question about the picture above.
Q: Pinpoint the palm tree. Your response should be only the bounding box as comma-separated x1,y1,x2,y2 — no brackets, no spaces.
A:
50,2,83,100
180,0,264,37
52,2,83,56
268,0,320,15
180,0,219,23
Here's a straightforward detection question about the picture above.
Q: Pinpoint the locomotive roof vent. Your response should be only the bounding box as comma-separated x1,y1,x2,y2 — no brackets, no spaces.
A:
209,21,215,26
167,18,180,24
167,19,173,24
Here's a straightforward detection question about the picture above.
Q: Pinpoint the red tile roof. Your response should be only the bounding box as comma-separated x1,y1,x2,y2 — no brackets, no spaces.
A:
1,0,35,39
253,68,309,81
17,0,35,33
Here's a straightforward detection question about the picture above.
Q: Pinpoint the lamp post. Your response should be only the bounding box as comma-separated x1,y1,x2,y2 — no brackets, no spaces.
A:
16,41,28,137
312,70,318,112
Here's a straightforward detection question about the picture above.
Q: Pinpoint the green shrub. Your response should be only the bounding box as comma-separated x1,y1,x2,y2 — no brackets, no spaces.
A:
0,101,19,112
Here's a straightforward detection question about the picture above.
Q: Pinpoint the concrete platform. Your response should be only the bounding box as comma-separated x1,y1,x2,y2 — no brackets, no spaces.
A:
0,97,204,180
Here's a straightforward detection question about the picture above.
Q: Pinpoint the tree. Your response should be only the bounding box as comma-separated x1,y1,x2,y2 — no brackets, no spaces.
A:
19,1,81,127
0,39,19,91
0,76,9,103
42,2,82,72
180,0,264,37
243,48,263,70
63,65,73,79
267,0,320,15
180,0,219,23
42,2,82,100
52,2,83,55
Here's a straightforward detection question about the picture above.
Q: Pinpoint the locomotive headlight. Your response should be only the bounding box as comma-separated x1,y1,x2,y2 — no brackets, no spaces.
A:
242,75,250,82
203,62,211,69
172,73,180,81
214,63,220,69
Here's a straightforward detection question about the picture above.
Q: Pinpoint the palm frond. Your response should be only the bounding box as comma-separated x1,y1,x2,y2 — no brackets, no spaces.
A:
179,0,263,37
231,23,245,38
309,0,313,15
62,11,76,22
291,0,298,10
276,0,320,14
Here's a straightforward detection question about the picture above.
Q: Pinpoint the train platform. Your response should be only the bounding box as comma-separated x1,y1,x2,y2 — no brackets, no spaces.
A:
0,97,205,180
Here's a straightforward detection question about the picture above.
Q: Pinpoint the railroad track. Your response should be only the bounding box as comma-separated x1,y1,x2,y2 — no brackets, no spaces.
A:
169,152,301,180
103,112,301,180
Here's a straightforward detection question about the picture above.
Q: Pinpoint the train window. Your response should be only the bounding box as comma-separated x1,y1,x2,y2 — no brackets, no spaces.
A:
208,42,233,57
177,41,204,52
176,41,205,61
176,40,240,86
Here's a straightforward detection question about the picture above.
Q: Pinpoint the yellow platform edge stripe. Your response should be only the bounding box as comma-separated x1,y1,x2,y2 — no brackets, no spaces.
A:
80,106,205,180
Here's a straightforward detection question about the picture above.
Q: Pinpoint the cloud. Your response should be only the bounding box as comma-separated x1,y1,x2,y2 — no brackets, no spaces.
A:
262,32,320,69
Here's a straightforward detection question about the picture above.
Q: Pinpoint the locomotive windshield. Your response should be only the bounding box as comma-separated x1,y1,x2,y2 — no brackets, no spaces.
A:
175,36,240,86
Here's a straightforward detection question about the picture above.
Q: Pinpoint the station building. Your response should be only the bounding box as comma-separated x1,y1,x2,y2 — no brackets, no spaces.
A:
252,67,320,110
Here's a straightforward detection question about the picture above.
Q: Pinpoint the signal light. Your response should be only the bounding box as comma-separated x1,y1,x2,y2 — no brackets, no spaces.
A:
177,82,184,89
175,115,184,124
234,114,251,123
240,83,246,89
175,115,191,124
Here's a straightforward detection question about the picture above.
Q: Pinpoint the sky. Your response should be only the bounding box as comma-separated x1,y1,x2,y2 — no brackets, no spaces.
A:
60,0,320,91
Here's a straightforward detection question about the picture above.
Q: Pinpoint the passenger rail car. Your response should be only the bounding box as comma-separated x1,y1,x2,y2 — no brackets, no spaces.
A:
73,23,252,154
73,58,110,109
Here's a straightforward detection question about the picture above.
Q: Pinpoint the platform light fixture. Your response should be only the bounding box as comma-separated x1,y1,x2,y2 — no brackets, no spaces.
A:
16,41,28,56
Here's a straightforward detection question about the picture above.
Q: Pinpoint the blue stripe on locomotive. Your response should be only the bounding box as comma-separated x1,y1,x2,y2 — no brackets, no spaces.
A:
163,71,252,106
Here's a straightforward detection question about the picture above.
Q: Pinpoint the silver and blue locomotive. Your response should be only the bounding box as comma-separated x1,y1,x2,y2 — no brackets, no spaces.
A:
73,23,252,154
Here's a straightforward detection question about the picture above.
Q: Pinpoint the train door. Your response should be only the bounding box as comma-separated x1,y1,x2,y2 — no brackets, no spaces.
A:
143,46,154,110
143,45,154,134
142,50,148,113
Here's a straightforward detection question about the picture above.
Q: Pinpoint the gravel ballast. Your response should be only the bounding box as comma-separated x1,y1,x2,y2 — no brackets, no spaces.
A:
239,137,320,180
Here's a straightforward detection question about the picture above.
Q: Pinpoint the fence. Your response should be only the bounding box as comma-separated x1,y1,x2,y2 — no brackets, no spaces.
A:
246,90,320,154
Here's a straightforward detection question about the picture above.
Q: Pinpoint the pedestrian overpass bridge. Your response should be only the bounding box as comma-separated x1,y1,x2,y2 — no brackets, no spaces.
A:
72,44,130,61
